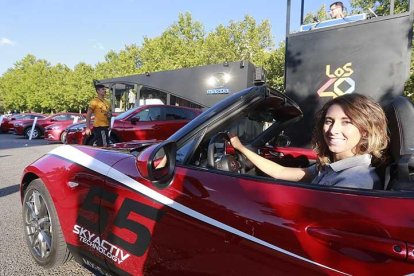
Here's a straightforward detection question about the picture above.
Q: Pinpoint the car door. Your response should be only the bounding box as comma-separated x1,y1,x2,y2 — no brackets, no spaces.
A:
161,106,194,138
167,167,414,275
40,114,67,128
121,107,163,141
102,145,414,275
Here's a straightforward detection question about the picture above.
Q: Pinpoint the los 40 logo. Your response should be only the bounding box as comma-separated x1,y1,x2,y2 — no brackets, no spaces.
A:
75,186,164,262
317,62,355,98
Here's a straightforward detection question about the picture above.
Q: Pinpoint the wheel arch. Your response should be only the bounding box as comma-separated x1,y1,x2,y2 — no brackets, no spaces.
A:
20,172,39,203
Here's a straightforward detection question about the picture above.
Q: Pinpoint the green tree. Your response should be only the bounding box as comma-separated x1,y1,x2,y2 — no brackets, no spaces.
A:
95,44,141,79
137,12,205,73
263,43,285,90
0,54,50,112
203,15,273,66
303,4,329,24
350,0,408,15
46,64,71,113
136,13,278,85
66,63,96,113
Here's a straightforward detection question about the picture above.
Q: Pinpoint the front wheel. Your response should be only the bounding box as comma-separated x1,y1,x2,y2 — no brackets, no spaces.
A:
24,127,41,139
22,179,72,268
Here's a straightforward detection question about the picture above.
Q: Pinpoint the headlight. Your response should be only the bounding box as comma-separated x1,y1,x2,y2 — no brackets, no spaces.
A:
46,126,60,130
14,123,23,127
68,126,85,132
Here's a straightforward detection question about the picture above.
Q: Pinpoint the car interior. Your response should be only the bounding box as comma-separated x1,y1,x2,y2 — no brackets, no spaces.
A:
382,96,414,190
185,94,414,191
187,95,307,177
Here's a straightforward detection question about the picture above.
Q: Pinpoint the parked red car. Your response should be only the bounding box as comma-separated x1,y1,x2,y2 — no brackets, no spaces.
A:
14,112,85,139
20,86,414,275
66,105,201,145
44,119,85,143
64,121,88,145
0,113,46,133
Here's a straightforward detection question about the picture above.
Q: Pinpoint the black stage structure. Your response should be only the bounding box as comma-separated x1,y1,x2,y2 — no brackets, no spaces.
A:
284,0,414,146
96,61,263,112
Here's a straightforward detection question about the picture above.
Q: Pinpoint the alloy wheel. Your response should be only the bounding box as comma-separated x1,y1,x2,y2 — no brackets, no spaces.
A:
23,189,52,260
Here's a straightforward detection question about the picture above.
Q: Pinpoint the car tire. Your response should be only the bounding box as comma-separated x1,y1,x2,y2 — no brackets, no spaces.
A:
22,179,72,268
24,127,41,139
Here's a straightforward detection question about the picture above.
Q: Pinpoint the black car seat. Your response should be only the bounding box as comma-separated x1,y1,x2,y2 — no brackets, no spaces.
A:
383,96,414,190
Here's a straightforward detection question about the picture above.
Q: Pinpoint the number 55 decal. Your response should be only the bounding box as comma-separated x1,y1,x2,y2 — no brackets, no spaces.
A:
77,186,164,257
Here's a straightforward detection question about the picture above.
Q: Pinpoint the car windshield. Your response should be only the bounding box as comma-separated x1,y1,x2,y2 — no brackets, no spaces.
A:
115,107,140,120
175,86,302,165
207,96,295,145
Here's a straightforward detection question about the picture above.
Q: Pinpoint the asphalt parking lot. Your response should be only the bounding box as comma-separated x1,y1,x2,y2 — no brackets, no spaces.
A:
0,133,92,275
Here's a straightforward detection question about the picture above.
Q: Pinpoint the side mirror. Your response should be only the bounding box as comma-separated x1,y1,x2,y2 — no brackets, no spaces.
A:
131,117,140,125
136,141,176,188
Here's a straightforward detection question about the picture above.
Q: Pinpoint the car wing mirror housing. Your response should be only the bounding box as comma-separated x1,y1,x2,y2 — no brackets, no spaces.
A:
131,117,140,125
136,141,176,188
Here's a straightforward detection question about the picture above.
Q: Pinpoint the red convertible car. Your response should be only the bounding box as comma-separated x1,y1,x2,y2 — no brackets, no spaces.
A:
20,86,414,275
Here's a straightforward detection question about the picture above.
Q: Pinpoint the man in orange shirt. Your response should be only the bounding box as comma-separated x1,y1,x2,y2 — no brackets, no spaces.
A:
85,84,111,146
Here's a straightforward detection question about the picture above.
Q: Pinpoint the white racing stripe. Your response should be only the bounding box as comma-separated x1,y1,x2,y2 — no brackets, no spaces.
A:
49,145,349,275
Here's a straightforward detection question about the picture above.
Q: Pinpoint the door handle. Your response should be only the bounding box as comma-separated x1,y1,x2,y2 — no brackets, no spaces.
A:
306,226,407,261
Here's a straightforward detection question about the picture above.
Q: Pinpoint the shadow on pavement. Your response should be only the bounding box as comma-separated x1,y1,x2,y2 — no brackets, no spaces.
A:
0,134,55,149
0,184,20,197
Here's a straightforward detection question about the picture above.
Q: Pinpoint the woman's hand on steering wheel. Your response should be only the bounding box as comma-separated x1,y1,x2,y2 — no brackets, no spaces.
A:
207,132,245,173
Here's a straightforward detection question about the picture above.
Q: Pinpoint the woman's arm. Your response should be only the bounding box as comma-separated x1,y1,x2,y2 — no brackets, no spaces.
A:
229,134,312,182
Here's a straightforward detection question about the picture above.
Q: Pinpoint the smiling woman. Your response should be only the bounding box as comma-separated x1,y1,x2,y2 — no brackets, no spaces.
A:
229,93,389,189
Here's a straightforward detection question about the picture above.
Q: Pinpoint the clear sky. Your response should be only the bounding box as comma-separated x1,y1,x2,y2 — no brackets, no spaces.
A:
0,0,351,76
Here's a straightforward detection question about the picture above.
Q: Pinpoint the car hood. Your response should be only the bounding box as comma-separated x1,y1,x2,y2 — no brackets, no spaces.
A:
66,122,86,130
45,121,78,130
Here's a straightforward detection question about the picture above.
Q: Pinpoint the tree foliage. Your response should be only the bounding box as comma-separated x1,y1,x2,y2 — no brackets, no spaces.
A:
303,4,330,24
137,13,275,76
96,44,141,79
66,63,96,113
137,12,206,72
350,0,409,15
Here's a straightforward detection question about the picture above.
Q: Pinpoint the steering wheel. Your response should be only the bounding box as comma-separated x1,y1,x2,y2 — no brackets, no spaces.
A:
207,132,245,173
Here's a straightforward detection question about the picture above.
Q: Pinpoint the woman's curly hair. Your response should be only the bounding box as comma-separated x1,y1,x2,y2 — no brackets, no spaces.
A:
312,93,389,167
